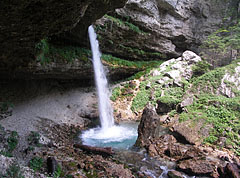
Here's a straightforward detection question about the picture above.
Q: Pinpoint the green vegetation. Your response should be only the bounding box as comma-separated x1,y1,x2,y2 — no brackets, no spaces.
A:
131,81,150,112
28,131,41,147
102,53,163,69
0,164,24,178
192,60,211,77
202,20,240,54
179,93,240,155
0,102,13,112
178,60,240,155
35,39,91,65
104,15,147,34
53,165,62,178
7,131,18,152
118,44,166,59
1,131,19,157
29,157,43,172
110,87,121,101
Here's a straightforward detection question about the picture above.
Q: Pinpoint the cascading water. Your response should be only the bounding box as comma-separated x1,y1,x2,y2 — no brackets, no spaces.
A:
88,25,114,129
80,25,137,149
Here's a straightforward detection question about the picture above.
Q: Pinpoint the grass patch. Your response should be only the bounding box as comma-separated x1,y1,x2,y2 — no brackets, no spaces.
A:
131,81,150,112
102,53,163,69
29,157,44,172
104,15,147,34
179,93,240,155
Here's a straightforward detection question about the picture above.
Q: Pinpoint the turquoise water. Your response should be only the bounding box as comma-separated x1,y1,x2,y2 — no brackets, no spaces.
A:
80,122,138,149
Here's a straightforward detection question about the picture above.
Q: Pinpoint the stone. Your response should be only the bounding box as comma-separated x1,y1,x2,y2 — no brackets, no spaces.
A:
168,170,185,178
164,70,181,80
156,100,176,115
135,104,160,147
226,163,240,178
90,0,234,62
178,159,214,176
180,96,194,108
173,120,204,145
47,157,58,176
182,51,201,64
0,155,14,174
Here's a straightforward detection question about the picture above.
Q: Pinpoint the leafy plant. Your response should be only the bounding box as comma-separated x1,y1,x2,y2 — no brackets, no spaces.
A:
192,60,211,77
7,131,18,152
28,131,41,147
29,157,43,171
53,165,62,178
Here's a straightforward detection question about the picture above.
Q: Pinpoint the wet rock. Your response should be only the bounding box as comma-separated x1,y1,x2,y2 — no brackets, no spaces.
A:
135,104,160,147
168,170,185,178
178,158,214,176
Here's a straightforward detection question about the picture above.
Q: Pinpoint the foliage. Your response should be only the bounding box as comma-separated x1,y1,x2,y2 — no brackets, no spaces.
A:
202,20,240,53
7,131,18,153
192,60,211,77
179,93,240,155
0,102,13,112
28,131,41,147
35,40,91,65
29,157,43,172
118,44,166,59
102,53,163,69
110,87,121,101
53,165,62,178
104,15,147,34
131,81,150,112
0,164,24,178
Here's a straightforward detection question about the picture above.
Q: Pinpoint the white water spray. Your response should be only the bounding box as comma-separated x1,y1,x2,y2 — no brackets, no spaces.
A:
81,26,137,149
88,25,114,129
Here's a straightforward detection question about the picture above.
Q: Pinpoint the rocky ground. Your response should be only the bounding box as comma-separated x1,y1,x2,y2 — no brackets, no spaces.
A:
0,51,240,178
112,51,240,177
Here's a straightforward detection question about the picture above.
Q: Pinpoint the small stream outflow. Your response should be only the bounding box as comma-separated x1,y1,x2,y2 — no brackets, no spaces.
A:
88,25,114,129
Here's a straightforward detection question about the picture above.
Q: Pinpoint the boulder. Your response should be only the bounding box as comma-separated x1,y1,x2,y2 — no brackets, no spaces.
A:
134,104,160,147
168,170,185,178
178,158,214,176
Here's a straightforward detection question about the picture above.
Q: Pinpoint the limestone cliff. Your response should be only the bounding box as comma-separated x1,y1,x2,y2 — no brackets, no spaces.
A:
94,0,239,60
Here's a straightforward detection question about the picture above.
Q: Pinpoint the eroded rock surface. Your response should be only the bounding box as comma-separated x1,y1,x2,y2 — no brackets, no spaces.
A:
93,0,237,60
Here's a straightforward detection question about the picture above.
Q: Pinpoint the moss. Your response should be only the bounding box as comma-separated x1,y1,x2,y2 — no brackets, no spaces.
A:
192,60,211,77
104,15,147,34
29,157,44,172
179,93,240,155
118,44,166,58
102,53,163,70
131,81,150,112
35,40,92,65
110,87,121,101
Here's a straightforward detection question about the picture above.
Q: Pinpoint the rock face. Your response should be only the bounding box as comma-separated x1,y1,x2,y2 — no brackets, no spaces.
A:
0,0,127,70
134,104,160,147
92,0,238,60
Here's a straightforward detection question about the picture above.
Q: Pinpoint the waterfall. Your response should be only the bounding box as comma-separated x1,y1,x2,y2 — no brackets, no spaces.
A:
80,26,137,149
88,25,114,129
